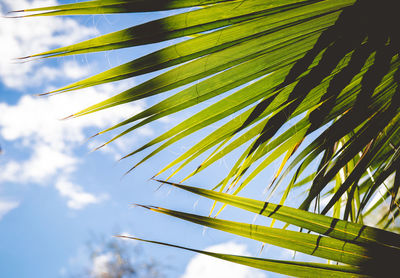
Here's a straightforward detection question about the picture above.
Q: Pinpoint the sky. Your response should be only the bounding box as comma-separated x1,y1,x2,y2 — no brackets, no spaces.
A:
0,1,324,277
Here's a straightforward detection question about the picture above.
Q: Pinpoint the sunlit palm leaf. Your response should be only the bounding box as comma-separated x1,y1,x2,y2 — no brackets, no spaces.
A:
117,236,367,278
157,179,400,248
135,204,375,266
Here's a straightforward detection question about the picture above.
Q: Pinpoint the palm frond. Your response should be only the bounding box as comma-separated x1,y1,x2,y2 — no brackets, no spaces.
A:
16,0,400,276
14,0,400,225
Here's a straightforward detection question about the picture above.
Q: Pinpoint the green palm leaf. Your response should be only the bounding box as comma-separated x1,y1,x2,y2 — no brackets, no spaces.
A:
156,179,400,248
117,236,368,278
135,204,374,266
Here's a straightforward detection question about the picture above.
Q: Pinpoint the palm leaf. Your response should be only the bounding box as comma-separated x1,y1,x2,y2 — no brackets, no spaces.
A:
117,235,367,278
135,204,375,266
156,179,400,248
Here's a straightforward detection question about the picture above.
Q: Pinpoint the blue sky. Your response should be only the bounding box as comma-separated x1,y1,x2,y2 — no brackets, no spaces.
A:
0,1,326,277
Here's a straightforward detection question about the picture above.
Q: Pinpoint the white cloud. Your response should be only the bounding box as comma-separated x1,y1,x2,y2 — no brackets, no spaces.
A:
0,83,148,209
0,84,144,150
0,200,20,220
1,144,77,184
0,0,97,90
181,242,268,278
19,60,92,89
56,178,108,210
62,60,92,80
0,0,154,210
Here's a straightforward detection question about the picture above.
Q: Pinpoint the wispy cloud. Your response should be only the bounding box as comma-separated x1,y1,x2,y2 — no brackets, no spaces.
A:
0,200,20,220
55,177,108,210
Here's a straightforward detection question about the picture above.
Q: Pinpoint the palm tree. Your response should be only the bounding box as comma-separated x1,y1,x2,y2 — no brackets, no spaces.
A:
13,0,400,276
